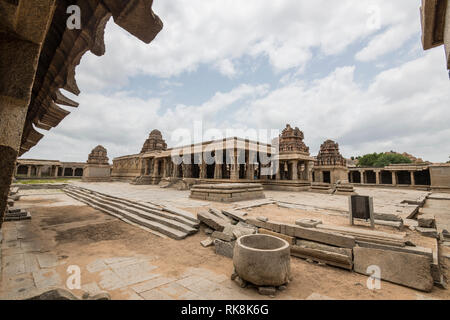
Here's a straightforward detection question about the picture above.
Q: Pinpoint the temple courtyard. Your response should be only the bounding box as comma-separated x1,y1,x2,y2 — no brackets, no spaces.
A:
1,182,449,300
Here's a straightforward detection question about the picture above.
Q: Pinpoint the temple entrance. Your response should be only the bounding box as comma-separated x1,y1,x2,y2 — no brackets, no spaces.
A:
192,164,200,178
17,165,28,175
381,171,392,184
64,168,73,176
351,171,361,184
239,164,245,179
323,171,331,183
365,171,376,184
74,168,83,176
396,171,411,185
414,170,431,185
206,164,215,179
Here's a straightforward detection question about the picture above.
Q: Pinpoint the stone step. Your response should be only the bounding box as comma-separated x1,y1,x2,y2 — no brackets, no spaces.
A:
64,190,191,240
67,186,199,228
66,188,197,235
162,205,199,223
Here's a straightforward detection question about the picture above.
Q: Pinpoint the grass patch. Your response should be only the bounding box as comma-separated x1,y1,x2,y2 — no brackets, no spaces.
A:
16,179,78,184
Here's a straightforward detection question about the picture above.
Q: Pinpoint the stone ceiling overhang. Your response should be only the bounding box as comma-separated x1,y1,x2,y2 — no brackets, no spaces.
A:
18,0,163,156
421,0,448,50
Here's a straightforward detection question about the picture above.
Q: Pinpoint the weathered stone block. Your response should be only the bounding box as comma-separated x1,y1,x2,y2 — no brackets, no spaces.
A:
214,239,235,258
416,227,438,238
197,211,229,232
418,213,436,228
294,225,356,248
295,219,322,228
212,231,235,242
353,247,434,292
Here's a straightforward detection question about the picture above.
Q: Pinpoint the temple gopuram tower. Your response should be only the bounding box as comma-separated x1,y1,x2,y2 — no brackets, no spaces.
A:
274,124,315,185
82,145,111,182
313,140,348,185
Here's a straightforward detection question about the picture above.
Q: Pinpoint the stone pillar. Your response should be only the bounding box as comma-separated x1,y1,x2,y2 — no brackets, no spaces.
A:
291,160,298,181
410,171,415,186
375,170,380,185
246,164,254,180
37,166,42,177
200,163,207,179
214,153,222,179
14,165,18,177
162,159,167,178
72,168,76,177
392,171,397,186
276,161,281,180
153,159,159,177
0,0,57,228
230,151,239,181
359,170,365,184
54,166,59,177
27,166,31,177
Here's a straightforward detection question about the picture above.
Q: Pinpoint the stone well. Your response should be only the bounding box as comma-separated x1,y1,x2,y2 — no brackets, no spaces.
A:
233,234,291,287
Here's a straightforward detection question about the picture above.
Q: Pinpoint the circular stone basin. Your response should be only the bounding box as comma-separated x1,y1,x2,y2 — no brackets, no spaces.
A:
233,234,291,287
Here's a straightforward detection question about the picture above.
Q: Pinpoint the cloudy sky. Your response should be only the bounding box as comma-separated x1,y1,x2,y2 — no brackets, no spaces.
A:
25,0,450,163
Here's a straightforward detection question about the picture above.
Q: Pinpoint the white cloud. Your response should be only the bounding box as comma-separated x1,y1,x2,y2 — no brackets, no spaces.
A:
28,49,450,163
74,0,422,91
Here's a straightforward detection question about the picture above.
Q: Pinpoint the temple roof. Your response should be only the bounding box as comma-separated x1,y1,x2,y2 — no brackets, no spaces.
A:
315,139,346,167
18,0,163,156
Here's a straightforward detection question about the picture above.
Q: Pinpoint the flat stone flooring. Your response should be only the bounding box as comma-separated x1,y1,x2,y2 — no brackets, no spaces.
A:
1,185,449,300
70,181,427,218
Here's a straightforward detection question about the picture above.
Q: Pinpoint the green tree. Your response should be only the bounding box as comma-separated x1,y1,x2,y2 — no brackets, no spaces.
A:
357,152,412,167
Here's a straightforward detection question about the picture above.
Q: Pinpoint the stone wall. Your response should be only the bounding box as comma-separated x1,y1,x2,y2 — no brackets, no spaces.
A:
111,156,143,181
430,164,450,190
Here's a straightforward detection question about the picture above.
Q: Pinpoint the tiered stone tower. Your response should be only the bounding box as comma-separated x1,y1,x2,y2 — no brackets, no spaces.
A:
82,145,111,182
87,145,109,164
140,129,167,153
278,124,310,154
312,139,353,194
315,140,346,167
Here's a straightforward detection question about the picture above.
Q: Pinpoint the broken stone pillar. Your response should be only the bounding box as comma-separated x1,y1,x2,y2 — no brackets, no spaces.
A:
0,0,57,228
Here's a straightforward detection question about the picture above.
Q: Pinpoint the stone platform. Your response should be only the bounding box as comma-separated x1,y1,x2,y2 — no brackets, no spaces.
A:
190,183,265,202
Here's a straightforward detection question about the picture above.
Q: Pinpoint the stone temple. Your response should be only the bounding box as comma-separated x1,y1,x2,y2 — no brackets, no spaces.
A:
107,124,450,193
82,145,111,182
1,0,450,302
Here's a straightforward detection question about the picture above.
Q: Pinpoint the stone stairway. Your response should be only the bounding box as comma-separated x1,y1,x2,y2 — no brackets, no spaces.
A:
63,186,199,240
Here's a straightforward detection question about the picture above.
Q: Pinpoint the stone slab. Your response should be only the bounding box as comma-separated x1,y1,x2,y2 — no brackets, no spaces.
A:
356,241,433,259
353,247,434,292
295,218,322,228
258,228,295,245
132,277,176,294
416,227,438,238
200,238,214,247
294,225,356,249
197,211,229,232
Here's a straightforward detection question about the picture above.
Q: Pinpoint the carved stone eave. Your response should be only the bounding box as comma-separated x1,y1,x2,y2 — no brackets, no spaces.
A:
18,0,163,156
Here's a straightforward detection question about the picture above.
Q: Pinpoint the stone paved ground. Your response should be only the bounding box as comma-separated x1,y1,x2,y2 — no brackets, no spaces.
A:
1,185,449,300
71,181,428,217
